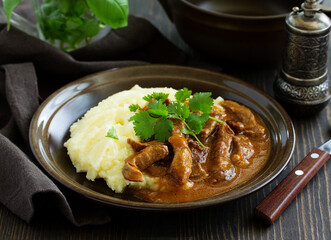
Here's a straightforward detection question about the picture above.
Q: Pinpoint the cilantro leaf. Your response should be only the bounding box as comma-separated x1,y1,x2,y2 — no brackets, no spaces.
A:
106,126,119,140
175,88,192,103
186,113,210,134
168,102,190,119
209,116,225,124
129,104,141,112
147,100,168,117
189,92,213,113
181,127,192,135
181,126,206,148
129,111,158,140
148,109,168,118
154,118,173,142
149,100,167,110
128,88,222,148
143,92,169,102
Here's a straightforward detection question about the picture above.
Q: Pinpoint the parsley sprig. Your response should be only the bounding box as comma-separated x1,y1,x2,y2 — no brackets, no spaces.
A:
128,88,224,148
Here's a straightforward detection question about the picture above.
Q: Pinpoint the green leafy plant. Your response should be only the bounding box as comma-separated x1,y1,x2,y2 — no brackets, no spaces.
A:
106,126,119,140
128,88,224,148
3,0,129,51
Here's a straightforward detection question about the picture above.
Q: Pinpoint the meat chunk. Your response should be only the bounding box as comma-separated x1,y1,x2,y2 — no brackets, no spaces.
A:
163,98,171,106
199,106,225,141
190,161,208,181
127,138,162,152
226,120,245,134
209,123,236,181
231,135,255,168
221,100,265,137
168,119,192,184
188,138,208,163
168,135,193,184
187,138,208,180
145,164,168,177
199,118,217,140
171,118,184,134
122,145,169,182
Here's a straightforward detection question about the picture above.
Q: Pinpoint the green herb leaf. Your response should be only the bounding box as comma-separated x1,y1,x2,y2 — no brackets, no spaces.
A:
143,92,169,102
148,100,167,111
175,88,192,103
3,0,24,30
154,118,173,142
148,109,168,118
181,126,206,148
128,88,221,148
129,111,158,140
58,0,72,14
86,0,129,29
129,104,141,112
58,0,87,15
186,113,210,134
106,126,119,140
147,100,168,117
168,102,190,119
180,127,192,135
209,116,225,124
189,92,213,114
4,0,129,51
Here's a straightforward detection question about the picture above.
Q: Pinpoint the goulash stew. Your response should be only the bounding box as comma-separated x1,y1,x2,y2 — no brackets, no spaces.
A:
123,99,270,203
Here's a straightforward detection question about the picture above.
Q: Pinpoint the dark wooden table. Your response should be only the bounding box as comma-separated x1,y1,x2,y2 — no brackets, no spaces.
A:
1,1,331,239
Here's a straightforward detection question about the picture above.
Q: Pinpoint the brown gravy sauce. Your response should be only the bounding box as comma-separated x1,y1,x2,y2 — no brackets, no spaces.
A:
127,102,271,203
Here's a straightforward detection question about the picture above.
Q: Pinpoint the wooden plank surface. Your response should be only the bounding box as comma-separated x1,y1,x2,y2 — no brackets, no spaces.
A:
1,0,330,239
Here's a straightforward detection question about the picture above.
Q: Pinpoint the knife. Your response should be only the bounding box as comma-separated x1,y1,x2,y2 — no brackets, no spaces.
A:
255,139,331,225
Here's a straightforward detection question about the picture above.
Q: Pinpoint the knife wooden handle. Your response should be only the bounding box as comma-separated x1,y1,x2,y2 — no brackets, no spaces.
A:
255,148,330,225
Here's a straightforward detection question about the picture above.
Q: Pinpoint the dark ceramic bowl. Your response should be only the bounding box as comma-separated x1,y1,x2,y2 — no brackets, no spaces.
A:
29,65,295,210
159,0,302,62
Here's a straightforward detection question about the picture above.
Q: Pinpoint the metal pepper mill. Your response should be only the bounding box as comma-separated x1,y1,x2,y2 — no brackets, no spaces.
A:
274,0,331,116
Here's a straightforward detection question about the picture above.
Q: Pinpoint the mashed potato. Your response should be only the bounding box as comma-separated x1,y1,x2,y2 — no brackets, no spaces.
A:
64,85,178,193
64,85,224,193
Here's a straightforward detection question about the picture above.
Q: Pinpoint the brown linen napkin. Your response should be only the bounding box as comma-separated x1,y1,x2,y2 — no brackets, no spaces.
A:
0,13,216,225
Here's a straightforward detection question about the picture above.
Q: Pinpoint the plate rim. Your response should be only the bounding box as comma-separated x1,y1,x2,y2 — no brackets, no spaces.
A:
29,64,296,210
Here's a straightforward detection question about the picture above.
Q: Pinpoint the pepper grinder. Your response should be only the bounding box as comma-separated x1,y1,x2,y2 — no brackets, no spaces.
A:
274,0,331,116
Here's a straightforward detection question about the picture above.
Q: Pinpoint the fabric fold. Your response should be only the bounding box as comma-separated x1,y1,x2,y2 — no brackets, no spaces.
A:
3,63,39,142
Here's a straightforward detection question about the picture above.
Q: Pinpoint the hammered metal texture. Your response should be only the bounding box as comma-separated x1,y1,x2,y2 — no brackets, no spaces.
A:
275,77,330,102
283,32,329,79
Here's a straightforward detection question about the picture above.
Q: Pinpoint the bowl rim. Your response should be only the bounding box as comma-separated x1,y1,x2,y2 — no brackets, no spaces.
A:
180,0,294,20
29,64,296,210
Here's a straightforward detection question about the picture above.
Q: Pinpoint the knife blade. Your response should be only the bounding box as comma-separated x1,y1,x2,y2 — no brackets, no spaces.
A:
319,138,331,153
255,139,330,225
